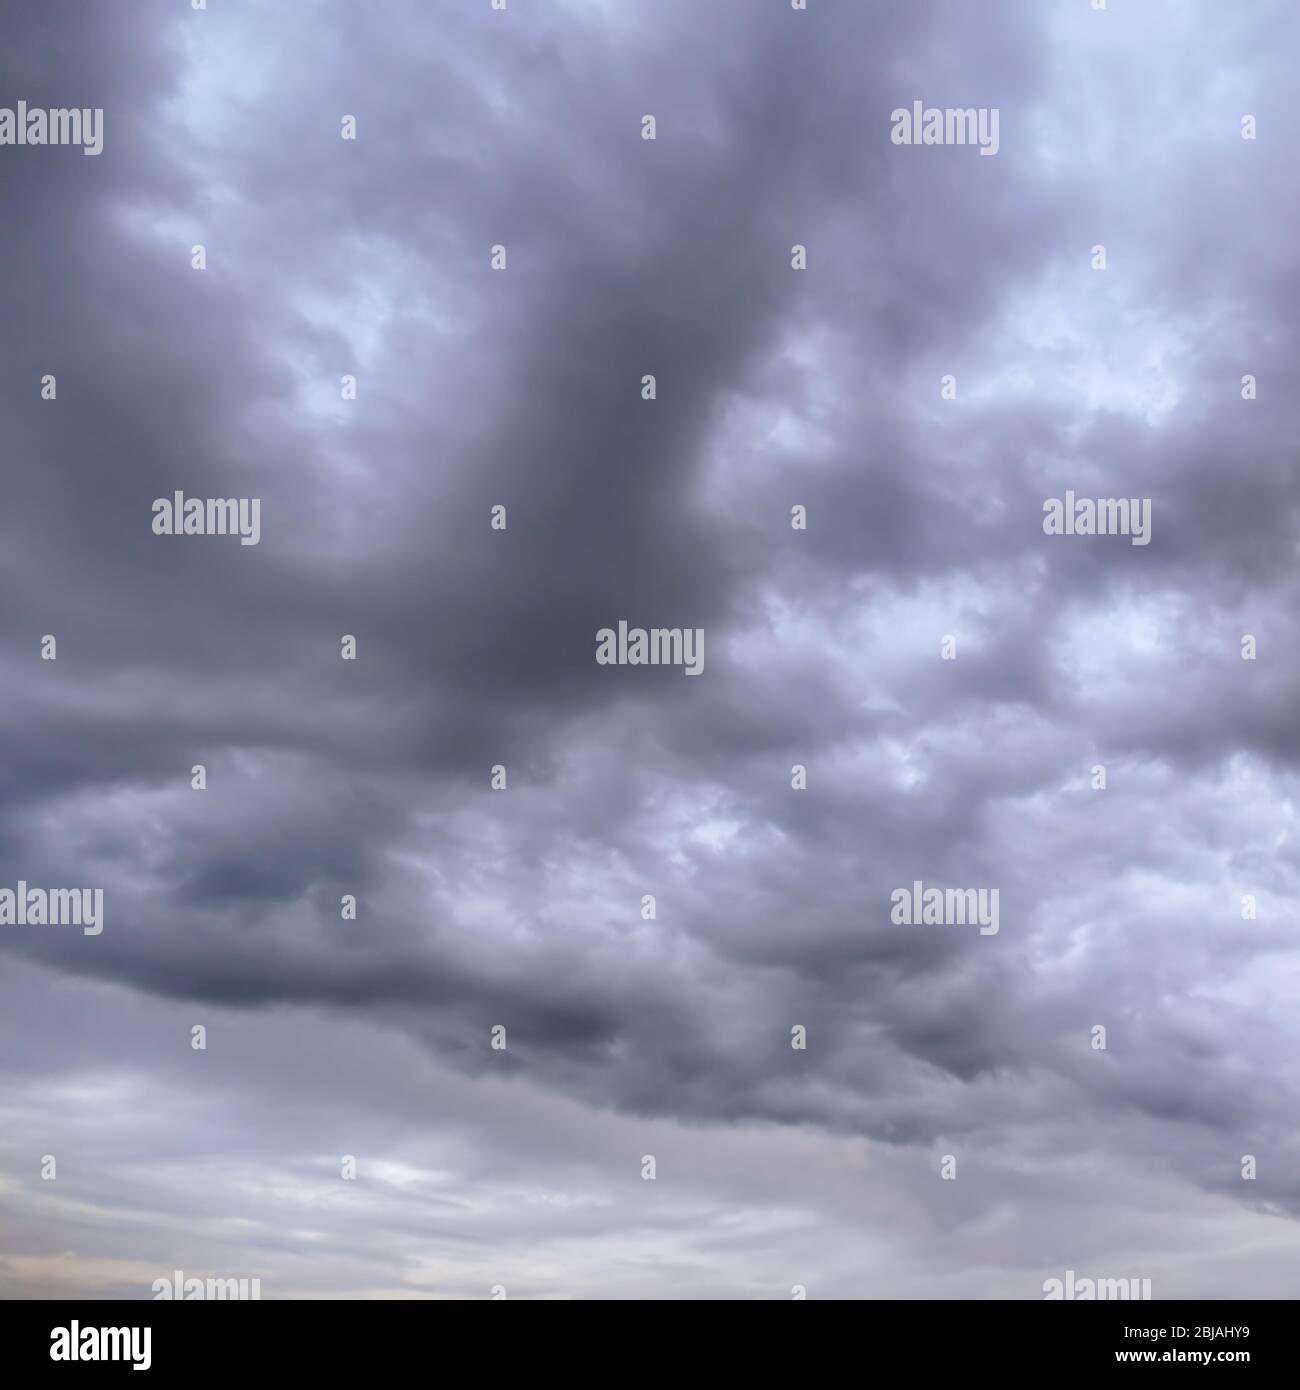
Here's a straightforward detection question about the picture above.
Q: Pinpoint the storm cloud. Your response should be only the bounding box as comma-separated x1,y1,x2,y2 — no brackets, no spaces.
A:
2,0,1299,1299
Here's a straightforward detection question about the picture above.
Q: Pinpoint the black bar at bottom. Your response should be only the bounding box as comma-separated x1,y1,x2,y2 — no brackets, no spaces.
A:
0,1297,1284,1376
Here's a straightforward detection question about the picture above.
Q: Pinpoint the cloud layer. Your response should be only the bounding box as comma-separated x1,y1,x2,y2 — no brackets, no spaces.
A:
2,0,1298,1298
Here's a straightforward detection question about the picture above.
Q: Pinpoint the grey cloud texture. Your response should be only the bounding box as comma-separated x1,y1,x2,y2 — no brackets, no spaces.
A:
2,0,1299,1298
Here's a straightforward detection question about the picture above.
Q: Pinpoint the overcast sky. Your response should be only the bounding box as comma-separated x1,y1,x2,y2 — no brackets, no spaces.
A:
2,0,1299,1300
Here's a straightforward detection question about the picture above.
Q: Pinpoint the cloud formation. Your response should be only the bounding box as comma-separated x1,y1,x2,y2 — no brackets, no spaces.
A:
2,0,1299,1298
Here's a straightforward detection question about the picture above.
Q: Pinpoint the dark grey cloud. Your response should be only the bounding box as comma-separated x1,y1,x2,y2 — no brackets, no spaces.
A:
2,0,1299,1298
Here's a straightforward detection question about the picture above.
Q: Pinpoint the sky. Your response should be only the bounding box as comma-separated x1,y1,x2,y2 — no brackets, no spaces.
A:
1,0,1298,1300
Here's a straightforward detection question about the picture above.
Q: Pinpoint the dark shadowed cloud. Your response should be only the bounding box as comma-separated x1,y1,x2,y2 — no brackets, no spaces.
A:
2,0,1299,1298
